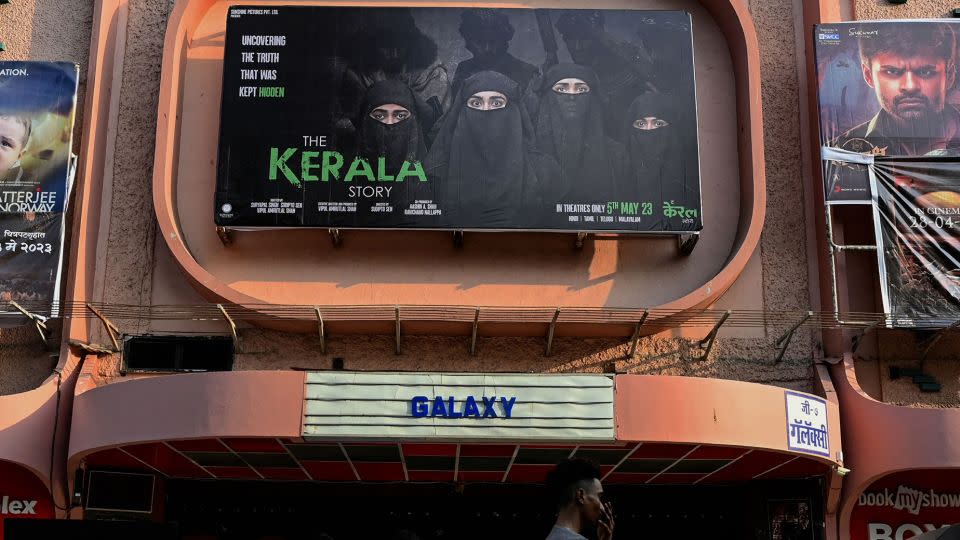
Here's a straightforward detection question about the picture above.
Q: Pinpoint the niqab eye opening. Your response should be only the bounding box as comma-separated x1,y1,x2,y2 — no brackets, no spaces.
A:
551,78,590,95
369,104,412,125
632,117,669,130
466,91,508,110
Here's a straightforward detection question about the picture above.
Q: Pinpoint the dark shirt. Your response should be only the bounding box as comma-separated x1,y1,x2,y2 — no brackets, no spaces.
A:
545,526,588,540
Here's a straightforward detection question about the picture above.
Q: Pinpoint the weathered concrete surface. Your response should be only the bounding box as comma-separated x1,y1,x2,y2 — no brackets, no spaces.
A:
96,0,170,334
92,329,817,393
9,0,823,395
0,322,60,396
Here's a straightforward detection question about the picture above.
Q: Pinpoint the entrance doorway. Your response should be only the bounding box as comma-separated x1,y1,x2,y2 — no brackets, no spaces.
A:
164,478,823,540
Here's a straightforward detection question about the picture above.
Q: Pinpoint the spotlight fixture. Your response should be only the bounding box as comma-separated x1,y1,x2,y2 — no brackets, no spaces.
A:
953,8,960,17
332,356,345,370
887,0,907,4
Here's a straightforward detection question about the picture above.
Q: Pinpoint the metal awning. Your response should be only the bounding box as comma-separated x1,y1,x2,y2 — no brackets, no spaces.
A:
82,439,829,485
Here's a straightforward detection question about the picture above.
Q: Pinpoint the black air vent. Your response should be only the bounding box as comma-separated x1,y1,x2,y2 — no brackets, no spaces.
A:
123,335,234,373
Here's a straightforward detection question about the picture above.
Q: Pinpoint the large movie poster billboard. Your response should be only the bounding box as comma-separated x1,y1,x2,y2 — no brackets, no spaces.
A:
871,158,960,326
215,6,702,233
815,21,960,203
0,62,78,319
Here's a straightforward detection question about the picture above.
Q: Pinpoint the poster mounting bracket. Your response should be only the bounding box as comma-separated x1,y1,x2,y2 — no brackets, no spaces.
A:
395,306,402,355
850,321,881,355
217,304,241,353
690,310,731,361
470,307,480,356
624,310,650,358
919,319,960,365
453,230,464,248
216,226,233,246
544,307,561,356
86,303,120,352
575,232,588,249
328,229,342,247
773,311,813,364
678,233,699,256
315,307,325,354
9,301,50,349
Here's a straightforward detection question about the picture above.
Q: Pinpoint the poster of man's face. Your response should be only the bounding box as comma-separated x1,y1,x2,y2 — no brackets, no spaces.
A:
215,6,702,233
815,22,960,203
0,61,78,318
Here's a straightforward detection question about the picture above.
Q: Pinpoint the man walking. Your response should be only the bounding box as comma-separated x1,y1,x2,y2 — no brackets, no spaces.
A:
545,459,615,540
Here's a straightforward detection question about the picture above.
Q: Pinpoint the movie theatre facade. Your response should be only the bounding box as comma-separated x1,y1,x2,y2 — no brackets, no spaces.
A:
2,0,960,538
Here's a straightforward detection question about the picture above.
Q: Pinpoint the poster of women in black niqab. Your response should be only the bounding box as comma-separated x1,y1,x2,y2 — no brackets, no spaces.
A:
215,6,701,233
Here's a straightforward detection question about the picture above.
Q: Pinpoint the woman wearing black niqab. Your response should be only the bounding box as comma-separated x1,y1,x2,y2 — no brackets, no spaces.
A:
359,80,427,173
622,92,700,231
330,80,429,227
533,63,623,204
425,70,559,228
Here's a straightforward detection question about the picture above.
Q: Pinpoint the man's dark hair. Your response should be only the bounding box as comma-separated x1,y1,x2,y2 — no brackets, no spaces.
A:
546,458,602,508
859,24,957,67
459,9,514,43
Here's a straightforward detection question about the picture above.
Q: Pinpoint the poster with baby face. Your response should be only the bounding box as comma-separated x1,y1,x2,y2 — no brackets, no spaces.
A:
215,6,702,233
0,62,78,319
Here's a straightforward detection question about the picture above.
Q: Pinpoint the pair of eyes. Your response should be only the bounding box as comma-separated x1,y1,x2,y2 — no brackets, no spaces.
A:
880,66,938,79
552,78,591,95
633,118,669,130
466,92,508,111
553,83,590,94
369,106,411,124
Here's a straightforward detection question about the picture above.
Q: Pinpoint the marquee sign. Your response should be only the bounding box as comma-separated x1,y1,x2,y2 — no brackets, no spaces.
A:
303,372,614,441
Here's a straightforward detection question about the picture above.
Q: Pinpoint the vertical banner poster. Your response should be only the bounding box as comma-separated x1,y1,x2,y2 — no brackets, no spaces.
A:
0,62,78,318
815,21,960,203
215,6,702,233
871,158,960,326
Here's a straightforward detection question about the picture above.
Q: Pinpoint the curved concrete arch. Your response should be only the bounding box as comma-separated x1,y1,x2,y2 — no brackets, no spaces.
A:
67,370,305,467
151,0,767,332
615,374,842,465
831,354,960,538
0,381,64,490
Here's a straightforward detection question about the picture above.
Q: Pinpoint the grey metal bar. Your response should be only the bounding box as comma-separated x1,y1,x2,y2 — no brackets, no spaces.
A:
626,310,649,358
692,310,731,361
217,303,240,353
315,307,325,354
773,311,813,364
470,307,480,356
545,307,561,357
395,306,401,355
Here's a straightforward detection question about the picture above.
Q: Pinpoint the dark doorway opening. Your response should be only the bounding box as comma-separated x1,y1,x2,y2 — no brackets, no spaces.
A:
161,478,824,540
